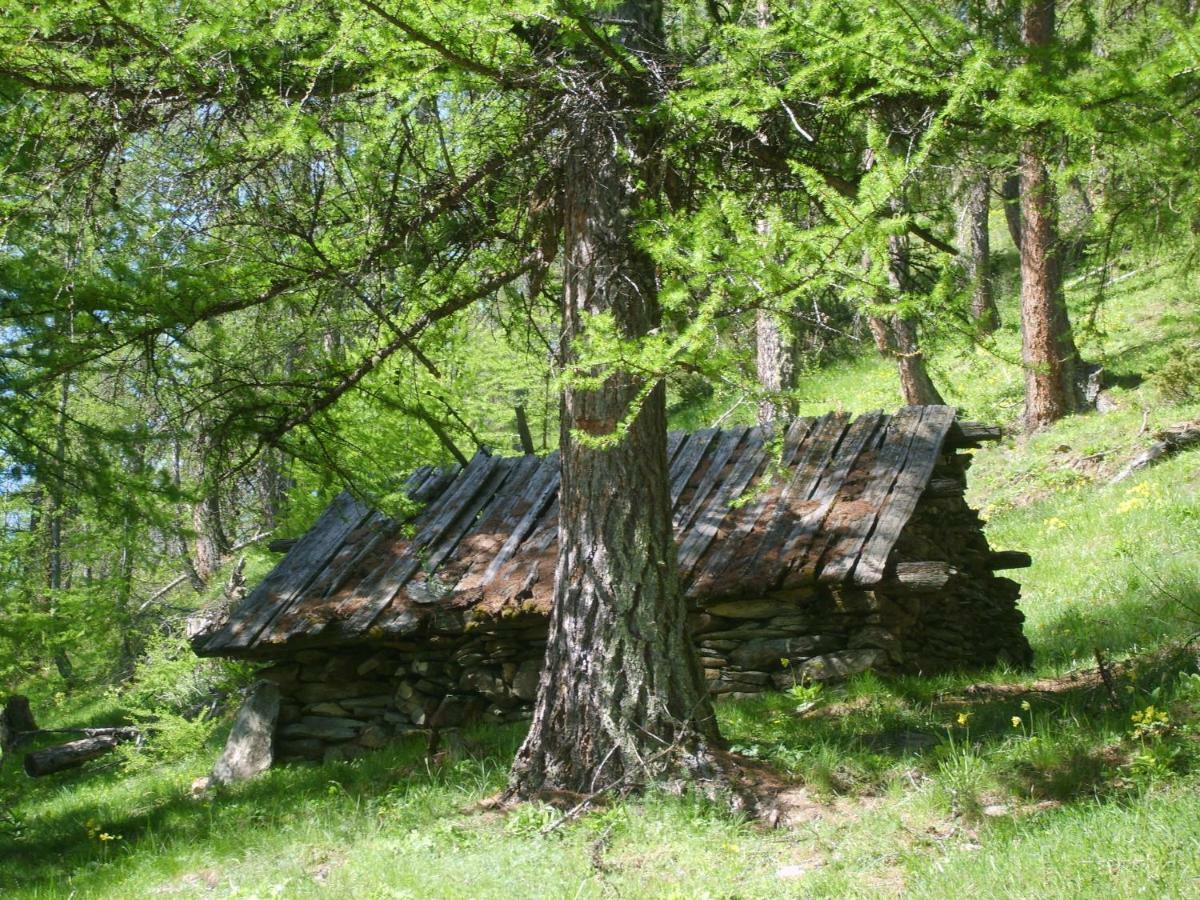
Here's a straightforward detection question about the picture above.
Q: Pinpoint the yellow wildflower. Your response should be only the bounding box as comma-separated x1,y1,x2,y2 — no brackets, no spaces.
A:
1011,716,1022,728
956,712,972,727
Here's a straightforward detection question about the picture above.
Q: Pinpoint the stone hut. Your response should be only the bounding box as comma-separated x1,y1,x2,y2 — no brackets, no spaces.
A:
191,406,1032,761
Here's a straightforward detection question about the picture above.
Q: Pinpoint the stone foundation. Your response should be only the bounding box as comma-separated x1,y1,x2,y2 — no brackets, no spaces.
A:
251,434,1031,763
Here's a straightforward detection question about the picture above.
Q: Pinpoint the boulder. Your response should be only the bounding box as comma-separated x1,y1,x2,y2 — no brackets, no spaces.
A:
212,681,280,785
511,662,541,701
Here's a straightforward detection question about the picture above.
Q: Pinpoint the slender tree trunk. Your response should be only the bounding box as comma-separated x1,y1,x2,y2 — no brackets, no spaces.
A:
191,445,230,584
866,235,946,407
508,0,728,803
1000,170,1022,250
753,0,799,427
1019,0,1082,431
960,171,999,333
756,307,796,424
43,374,74,683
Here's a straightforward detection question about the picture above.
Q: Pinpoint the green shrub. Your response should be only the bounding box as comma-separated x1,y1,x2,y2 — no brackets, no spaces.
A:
1152,344,1200,403
113,629,252,770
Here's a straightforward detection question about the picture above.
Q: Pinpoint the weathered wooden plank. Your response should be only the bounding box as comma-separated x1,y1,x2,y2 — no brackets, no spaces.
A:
814,407,925,584
451,455,542,549
668,428,720,512
424,455,542,591
422,456,521,574
781,409,890,585
477,452,561,587
876,560,957,593
265,464,470,645
944,420,1002,448
410,465,461,503
265,510,396,645
677,427,768,577
666,430,687,466
335,453,504,636
688,417,819,596
851,406,958,585
201,491,371,652
730,413,847,594
675,426,748,531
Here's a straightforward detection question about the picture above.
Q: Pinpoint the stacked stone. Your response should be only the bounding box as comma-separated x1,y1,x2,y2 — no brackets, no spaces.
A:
881,443,1033,672
691,589,896,697
254,429,1031,763
266,614,547,762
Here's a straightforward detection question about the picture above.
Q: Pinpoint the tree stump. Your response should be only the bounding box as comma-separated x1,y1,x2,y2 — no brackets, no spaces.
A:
0,696,37,757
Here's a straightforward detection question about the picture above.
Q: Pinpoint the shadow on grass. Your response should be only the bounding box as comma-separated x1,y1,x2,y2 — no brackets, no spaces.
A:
719,639,1198,809
1031,569,1200,669
0,721,525,894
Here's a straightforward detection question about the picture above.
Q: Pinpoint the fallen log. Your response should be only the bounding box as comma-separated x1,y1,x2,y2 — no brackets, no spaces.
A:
1111,421,1200,483
23,728,141,777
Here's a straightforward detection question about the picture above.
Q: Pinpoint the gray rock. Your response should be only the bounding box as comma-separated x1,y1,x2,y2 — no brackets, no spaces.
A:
511,664,540,701
306,702,349,717
730,636,830,669
704,599,804,619
212,681,280,785
357,724,390,749
795,650,888,681
281,715,363,741
431,694,479,728
701,627,794,641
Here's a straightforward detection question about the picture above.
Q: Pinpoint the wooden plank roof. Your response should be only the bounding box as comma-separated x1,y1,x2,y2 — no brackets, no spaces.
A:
196,406,963,657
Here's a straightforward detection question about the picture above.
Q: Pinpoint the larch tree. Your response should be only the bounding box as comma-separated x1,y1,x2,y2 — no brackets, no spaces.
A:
1017,0,1085,431
506,0,741,802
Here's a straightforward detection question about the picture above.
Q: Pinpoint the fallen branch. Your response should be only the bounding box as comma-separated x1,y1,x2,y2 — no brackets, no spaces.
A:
1110,421,1200,484
137,531,270,612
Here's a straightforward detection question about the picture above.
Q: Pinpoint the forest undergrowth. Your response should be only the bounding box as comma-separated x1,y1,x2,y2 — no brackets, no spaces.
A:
2,258,1199,899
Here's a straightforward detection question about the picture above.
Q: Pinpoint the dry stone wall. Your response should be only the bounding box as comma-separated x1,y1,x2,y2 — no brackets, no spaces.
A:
257,439,1031,763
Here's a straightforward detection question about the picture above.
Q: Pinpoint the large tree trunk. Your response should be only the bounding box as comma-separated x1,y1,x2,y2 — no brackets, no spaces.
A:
960,171,999,333
1019,0,1082,432
508,0,727,803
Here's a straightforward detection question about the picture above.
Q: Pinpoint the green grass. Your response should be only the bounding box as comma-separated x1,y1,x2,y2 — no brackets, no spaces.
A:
4,254,1200,898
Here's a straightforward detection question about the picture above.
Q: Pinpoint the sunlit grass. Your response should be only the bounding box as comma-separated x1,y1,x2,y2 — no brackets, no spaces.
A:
3,257,1200,898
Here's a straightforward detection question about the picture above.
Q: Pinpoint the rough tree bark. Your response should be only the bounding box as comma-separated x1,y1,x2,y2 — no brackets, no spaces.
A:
1019,0,1083,431
960,170,999,333
753,0,796,428
866,235,946,407
756,308,796,425
507,0,734,805
1000,170,1022,250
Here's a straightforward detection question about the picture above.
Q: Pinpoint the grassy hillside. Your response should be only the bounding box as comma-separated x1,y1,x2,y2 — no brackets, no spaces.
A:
2,259,1199,898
